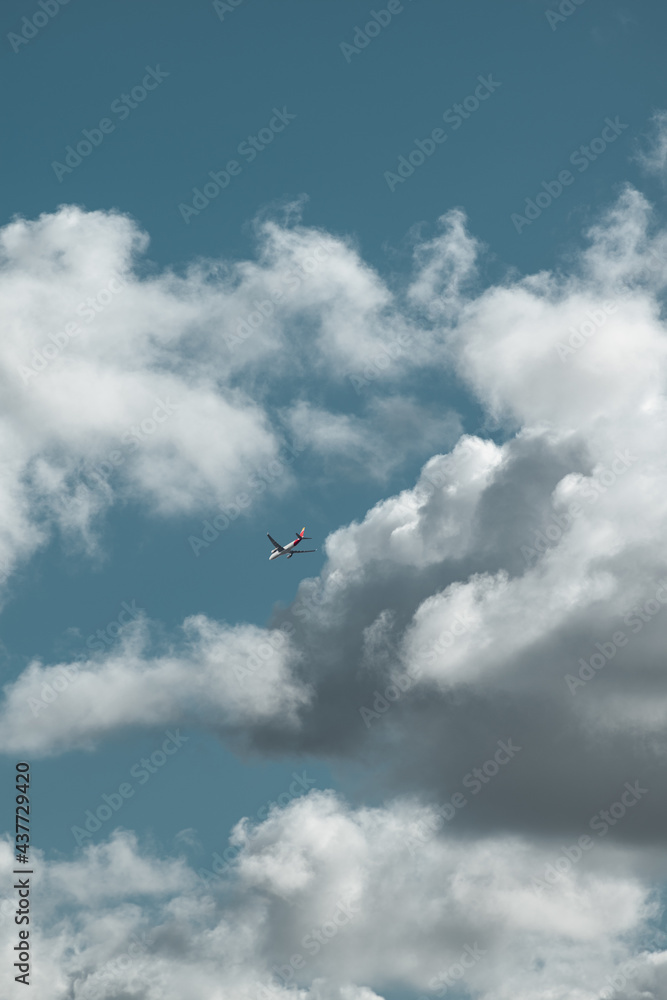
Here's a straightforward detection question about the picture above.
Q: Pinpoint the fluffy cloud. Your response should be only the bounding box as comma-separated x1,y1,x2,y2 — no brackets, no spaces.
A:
0,207,278,580
1,794,663,1000
4,184,667,995
407,207,481,320
0,615,309,755
0,203,449,588
3,187,667,845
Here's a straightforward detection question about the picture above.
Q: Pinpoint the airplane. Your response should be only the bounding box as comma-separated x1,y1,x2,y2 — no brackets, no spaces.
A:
267,527,316,561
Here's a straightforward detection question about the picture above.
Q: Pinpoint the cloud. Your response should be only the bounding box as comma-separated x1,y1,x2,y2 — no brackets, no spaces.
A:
0,207,281,581
4,183,667,996
284,397,462,481
0,615,309,755
635,110,667,178
407,207,481,320
0,203,455,590
3,187,667,849
1,796,663,1000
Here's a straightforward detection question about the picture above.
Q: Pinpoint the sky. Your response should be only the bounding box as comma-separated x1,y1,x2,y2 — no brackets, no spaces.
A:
1,0,667,998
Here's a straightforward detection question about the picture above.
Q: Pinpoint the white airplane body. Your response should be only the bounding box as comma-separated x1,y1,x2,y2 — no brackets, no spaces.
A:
267,527,316,561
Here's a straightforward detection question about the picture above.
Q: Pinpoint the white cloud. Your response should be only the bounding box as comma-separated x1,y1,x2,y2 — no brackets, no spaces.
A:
635,110,667,178
4,186,667,996
0,204,448,588
3,189,667,844
0,207,282,580
0,616,309,755
407,207,481,320
285,397,462,481
1,796,663,1000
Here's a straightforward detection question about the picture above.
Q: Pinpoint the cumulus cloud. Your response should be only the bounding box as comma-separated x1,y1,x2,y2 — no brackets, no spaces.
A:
3,187,667,847
0,615,309,755
1,795,664,1000
0,206,279,580
0,203,454,589
4,186,667,996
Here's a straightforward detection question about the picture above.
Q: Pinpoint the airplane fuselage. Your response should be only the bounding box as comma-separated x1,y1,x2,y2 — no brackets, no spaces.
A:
269,538,301,560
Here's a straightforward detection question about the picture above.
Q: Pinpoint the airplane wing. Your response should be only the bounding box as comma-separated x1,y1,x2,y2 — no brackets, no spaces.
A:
290,549,316,553
267,533,284,550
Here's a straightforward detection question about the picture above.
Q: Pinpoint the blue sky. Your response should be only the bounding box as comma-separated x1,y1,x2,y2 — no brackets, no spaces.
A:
2,2,667,999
